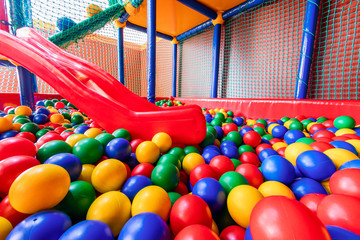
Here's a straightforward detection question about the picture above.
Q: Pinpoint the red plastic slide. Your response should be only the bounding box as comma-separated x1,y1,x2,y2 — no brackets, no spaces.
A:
0,28,206,144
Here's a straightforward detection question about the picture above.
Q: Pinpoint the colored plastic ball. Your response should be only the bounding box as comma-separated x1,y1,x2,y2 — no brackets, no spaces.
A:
71,114,84,124
339,159,360,169
202,149,221,164
209,155,234,179
59,220,113,240
151,163,180,191
271,125,288,139
227,185,263,228
158,154,181,170
32,113,49,125
105,138,131,161
219,171,249,195
118,212,170,240
317,194,360,235
7,210,72,240
226,131,243,146
175,224,220,240
326,225,360,240
258,181,295,199
87,191,131,236
73,138,104,164
240,151,260,166
222,123,239,136
284,142,313,165
261,155,295,185
83,127,103,138
193,178,226,213
199,131,216,148
0,137,36,160
132,185,171,221
258,148,278,162
190,164,217,186
131,163,154,178
284,129,305,144
44,153,82,181
310,142,334,152
50,113,65,124
238,145,255,155
250,196,331,240
168,192,182,206
334,116,356,129
55,181,96,221
0,216,12,240
323,148,359,169
290,177,328,200
234,117,244,126
183,145,200,155
91,159,127,193
182,153,206,175
170,195,212,235
121,175,152,201
296,150,336,181
35,107,50,116
0,130,18,140
74,125,91,134
0,195,30,227
66,134,88,148
0,117,12,133
299,193,327,215
112,128,131,141
221,145,240,159
152,132,172,153
14,105,32,116
168,147,186,162
220,225,245,240
243,131,262,147
136,141,160,164
329,168,360,198
37,140,72,163
95,133,115,148
235,163,264,188
330,140,358,155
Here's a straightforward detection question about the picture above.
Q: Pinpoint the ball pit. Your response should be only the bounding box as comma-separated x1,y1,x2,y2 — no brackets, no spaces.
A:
1,101,360,239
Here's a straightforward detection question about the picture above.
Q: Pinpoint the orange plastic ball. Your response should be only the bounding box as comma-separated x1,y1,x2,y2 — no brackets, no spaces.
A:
50,113,65,124
152,132,172,153
14,105,32,116
136,141,160,164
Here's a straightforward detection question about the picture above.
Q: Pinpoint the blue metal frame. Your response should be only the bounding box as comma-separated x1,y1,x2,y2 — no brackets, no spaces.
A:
126,22,173,41
177,0,217,19
210,24,221,98
0,59,15,67
147,0,156,103
118,27,125,84
172,43,177,97
295,0,320,99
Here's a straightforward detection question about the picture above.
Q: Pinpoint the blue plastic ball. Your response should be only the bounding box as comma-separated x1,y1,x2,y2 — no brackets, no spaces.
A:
339,159,360,170
0,130,18,140
258,148,278,162
326,225,360,240
121,175,152,201
245,226,253,240
290,177,328,200
203,145,221,153
106,138,131,161
220,140,237,149
124,153,140,170
44,153,82,181
35,107,51,116
202,150,221,164
118,213,170,240
33,113,49,125
7,210,72,240
327,127,339,134
192,177,226,213
271,125,288,139
284,130,306,144
261,155,295,185
213,126,224,140
36,100,45,107
57,17,76,31
240,127,253,137
330,141,358,155
296,150,336,181
233,117,244,126
59,220,114,240
221,146,240,159
74,125,91,134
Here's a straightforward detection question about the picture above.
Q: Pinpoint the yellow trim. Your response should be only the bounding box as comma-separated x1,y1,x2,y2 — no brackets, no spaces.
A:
114,19,126,28
125,2,137,16
212,11,224,25
171,38,179,45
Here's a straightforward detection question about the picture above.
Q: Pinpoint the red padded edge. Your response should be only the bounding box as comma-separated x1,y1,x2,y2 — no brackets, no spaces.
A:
0,93,62,109
175,98,360,123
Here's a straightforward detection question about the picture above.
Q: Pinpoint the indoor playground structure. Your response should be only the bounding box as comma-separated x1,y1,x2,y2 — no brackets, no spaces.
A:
0,0,360,239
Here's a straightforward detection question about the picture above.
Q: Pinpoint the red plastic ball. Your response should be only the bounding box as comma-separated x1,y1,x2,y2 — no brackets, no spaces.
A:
313,130,335,140
54,127,67,134
240,152,260,167
89,122,101,128
130,139,144,153
36,132,64,149
0,196,30,226
54,101,66,109
329,168,360,198
131,163,154,179
332,136,351,141
309,124,326,134
16,132,36,143
243,131,262,147
295,115,307,121
269,138,282,145
235,164,263,188
299,193,327,215
222,123,239,136
219,225,246,240
209,155,235,179
190,164,217,186
309,142,334,152
252,123,265,129
255,143,272,155
60,131,75,139
174,181,189,196
315,137,332,143
170,195,212,235
277,147,286,157
179,170,189,184
174,225,220,240
0,137,37,161
322,120,334,128
342,134,360,140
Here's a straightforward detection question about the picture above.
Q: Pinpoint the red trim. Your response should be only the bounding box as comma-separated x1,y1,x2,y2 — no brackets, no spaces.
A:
175,98,360,122
0,93,62,108
0,0,9,32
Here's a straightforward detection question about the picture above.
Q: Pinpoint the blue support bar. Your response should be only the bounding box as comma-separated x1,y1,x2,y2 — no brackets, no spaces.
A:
118,27,125,84
295,0,320,99
17,66,35,109
176,19,212,41
223,0,271,20
119,12,130,23
210,24,221,98
172,43,177,97
147,0,156,103
0,59,15,67
126,22,173,41
177,0,217,19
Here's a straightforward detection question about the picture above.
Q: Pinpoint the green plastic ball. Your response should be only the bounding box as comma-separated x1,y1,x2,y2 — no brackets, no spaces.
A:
35,128,50,139
60,99,68,105
227,111,234,117
7,109,15,115
168,192,182,207
71,114,84,124
20,122,40,134
72,138,104,164
44,100,54,107
183,146,200,155
211,119,222,127
262,134,274,141
214,112,225,122
225,118,234,123
207,126,218,139
301,119,314,128
231,159,242,168
63,124,73,128
36,140,72,163
151,163,180,192
219,171,249,195
316,117,328,123
238,145,254,155
199,131,216,148
61,112,71,121
226,131,242,146
95,133,115,148
168,147,186,162
281,117,290,123
158,154,181,170
112,128,132,141
295,137,316,145
334,116,356,129
256,119,268,127
13,118,31,124
289,121,304,131
254,127,266,136
67,102,78,109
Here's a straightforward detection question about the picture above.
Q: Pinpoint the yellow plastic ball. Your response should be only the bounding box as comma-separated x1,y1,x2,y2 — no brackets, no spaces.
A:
182,153,205,175
152,132,172,153
0,117,12,133
214,108,220,113
346,139,360,157
48,108,58,113
91,159,127,193
306,122,317,132
303,132,311,137
227,185,263,228
84,128,103,138
71,112,82,116
65,133,88,147
246,119,256,126
132,185,171,221
87,4,103,18
135,141,160,164
50,113,65,124
272,142,288,151
321,180,331,194
0,217,12,240
284,120,293,129
14,105,32,116
323,148,359,169
209,110,215,115
335,128,356,136
4,114,15,122
87,191,131,236
9,164,70,214
77,164,95,183
284,142,313,165
267,124,279,135
258,181,295,199
11,122,22,132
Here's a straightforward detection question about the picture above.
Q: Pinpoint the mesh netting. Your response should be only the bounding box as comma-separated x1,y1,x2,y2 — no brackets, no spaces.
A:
309,0,360,99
